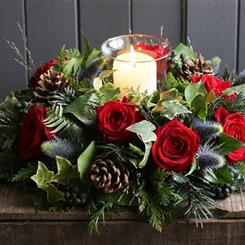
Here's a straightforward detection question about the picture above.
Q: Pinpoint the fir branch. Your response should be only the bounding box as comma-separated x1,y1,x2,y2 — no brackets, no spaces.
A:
88,201,114,234
138,182,163,232
11,164,37,182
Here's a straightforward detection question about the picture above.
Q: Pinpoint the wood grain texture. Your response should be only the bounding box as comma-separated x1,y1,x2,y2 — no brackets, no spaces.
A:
25,0,77,66
0,0,26,99
79,0,129,49
187,0,238,70
132,0,181,47
239,1,245,71
0,185,244,244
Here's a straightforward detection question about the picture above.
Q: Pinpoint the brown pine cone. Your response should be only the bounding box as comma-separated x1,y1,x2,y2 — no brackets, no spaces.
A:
172,54,213,81
90,158,129,193
33,68,69,102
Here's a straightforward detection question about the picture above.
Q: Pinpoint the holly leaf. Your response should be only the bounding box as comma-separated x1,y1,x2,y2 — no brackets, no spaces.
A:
64,93,98,125
77,141,96,181
31,162,54,189
52,156,79,184
127,120,156,143
218,133,245,156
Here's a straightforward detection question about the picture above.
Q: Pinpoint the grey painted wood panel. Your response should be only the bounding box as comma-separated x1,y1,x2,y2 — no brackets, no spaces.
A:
132,0,182,47
187,0,238,70
0,0,26,99
25,0,77,67
80,0,129,49
239,1,245,71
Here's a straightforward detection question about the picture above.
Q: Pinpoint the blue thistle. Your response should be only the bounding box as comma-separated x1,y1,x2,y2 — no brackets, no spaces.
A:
191,118,223,144
196,144,225,170
41,138,82,160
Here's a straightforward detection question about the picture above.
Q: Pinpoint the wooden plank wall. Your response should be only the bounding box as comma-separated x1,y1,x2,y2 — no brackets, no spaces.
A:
0,0,243,98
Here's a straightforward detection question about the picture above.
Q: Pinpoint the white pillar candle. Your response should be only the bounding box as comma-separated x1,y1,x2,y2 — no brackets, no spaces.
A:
113,46,157,95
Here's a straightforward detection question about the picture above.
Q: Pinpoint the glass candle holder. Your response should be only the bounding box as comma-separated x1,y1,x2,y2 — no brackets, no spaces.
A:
101,34,172,94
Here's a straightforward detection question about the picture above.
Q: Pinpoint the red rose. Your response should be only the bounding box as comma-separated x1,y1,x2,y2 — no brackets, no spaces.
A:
19,105,53,160
96,98,140,143
215,106,245,164
151,119,200,172
134,43,171,80
29,58,58,88
191,74,231,96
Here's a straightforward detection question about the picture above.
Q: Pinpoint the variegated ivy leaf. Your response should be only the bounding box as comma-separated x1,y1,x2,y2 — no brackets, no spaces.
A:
127,120,157,143
127,121,156,168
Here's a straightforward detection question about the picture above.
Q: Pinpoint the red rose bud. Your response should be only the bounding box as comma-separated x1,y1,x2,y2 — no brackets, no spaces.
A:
151,119,200,173
191,74,231,96
19,105,54,160
134,43,170,80
96,100,141,143
214,106,245,164
29,58,58,88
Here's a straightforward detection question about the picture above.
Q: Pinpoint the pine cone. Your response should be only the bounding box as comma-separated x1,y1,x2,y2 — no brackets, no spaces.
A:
90,158,129,193
33,68,69,102
172,54,213,81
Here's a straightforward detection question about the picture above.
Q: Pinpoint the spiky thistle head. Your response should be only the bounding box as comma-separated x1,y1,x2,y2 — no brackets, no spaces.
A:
196,143,225,170
234,70,245,86
191,118,223,144
41,138,82,160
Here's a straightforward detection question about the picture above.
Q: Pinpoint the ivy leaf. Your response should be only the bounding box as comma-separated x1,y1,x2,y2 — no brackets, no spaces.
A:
98,83,120,104
159,88,179,101
31,162,65,204
160,100,191,120
174,43,196,60
31,162,54,189
45,184,65,204
52,156,79,184
127,120,157,143
127,121,156,168
218,133,245,156
64,93,98,125
77,141,96,181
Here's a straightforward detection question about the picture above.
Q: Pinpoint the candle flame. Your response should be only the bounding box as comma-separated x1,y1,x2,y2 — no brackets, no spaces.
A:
130,45,136,67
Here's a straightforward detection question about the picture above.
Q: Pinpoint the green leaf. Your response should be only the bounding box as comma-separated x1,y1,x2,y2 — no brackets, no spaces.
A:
82,32,92,56
52,156,79,184
185,159,199,176
127,120,156,143
218,133,245,156
64,93,98,125
160,100,191,120
159,88,179,101
204,167,234,184
31,162,54,189
98,83,120,104
174,43,196,60
127,121,156,168
184,81,206,105
77,141,96,180
210,56,221,75
63,57,83,77
44,184,65,204
11,164,37,182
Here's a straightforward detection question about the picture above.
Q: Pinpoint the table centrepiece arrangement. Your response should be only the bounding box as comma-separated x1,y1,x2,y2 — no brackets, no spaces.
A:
0,32,244,233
